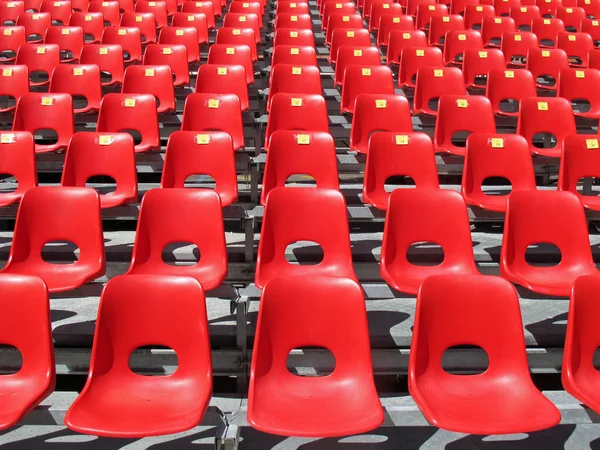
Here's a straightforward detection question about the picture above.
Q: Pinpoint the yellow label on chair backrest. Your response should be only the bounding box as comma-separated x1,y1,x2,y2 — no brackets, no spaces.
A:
456,98,468,108
41,96,53,106
196,134,210,144
208,99,220,108
537,101,548,110
296,134,310,144
98,135,114,145
124,98,136,107
362,67,371,76
395,135,408,145
291,97,303,106
587,138,599,149
491,137,504,148
375,99,387,108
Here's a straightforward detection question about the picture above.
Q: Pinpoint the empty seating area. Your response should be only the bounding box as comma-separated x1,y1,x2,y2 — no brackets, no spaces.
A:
4,0,600,446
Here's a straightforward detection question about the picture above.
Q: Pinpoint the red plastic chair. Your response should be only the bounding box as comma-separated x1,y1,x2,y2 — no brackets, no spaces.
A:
79,44,124,86
161,131,238,206
429,14,465,46
268,64,321,112
275,12,312,30
557,6,586,31
135,0,168,28
526,48,569,90
415,3,448,31
171,12,209,44
216,27,257,61
229,1,263,26
119,12,157,44
413,66,466,115
563,274,600,416
40,0,71,24
271,44,317,77
501,190,597,295
398,47,444,88
558,134,600,210
0,1,25,25
223,12,260,43
557,31,594,66
334,45,380,86
69,12,104,43
115,0,133,13
531,17,566,47
16,12,51,42
1,187,105,292
410,274,561,433
481,16,516,47
207,43,254,84
277,1,310,14
22,0,44,11
0,274,55,430
364,0,392,20
517,96,576,156
158,26,200,63
371,2,403,31
501,30,540,66
0,64,29,113
462,47,505,88
256,188,357,289
101,26,143,63
350,94,412,153
325,13,363,44
322,2,356,31
88,1,120,26
386,30,428,65
126,189,227,290
61,132,137,209
406,0,435,16
582,18,600,46
195,64,249,111
273,27,315,47
0,26,26,62
248,276,383,437
434,94,496,155
181,93,245,150
363,132,439,210
536,0,560,16
381,189,479,294
464,4,496,30
143,44,190,87
261,130,339,205
485,68,537,116
97,94,160,153
557,67,600,118
443,29,483,65
65,274,212,437
579,0,600,17
510,5,541,30
181,2,216,29
0,131,37,206
265,93,328,150
340,65,395,114
12,92,73,153
122,65,175,114
15,43,59,86
330,28,370,64
450,0,479,15
49,64,102,114
462,133,536,212
377,13,414,46
43,26,84,62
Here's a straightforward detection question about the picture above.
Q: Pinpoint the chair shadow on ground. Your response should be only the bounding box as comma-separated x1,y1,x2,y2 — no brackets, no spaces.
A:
525,312,568,347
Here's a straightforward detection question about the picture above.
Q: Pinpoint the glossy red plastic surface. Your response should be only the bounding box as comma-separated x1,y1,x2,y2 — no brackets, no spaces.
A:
16,12,51,43
223,12,260,43
181,2,215,29
413,66,466,116
428,14,465,46
135,0,168,27
216,27,257,61
49,64,102,113
322,2,356,31
171,12,209,44
0,64,29,113
0,26,26,62
415,3,447,31
265,93,328,150
69,12,104,43
557,6,586,31
464,4,496,30
101,26,143,63
268,63,321,111
558,134,600,211
527,47,570,90
122,65,175,113
516,96,576,156
485,67,537,116
248,276,383,437
196,64,249,111
97,93,160,153
462,133,536,212
531,17,566,47
450,0,479,15
161,131,238,206
501,190,597,295
143,44,190,87
462,48,505,89
230,1,263,26
334,45,380,86
409,274,561,434
377,13,414,46
0,131,37,206
181,93,245,150
1,187,105,292
61,132,138,208
79,44,124,86
443,29,483,65
273,27,315,47
363,132,439,210
277,0,309,14
557,31,594,67
330,28,370,63
350,94,412,153
340,65,394,114
261,130,339,205
274,12,313,30
509,5,541,30
207,43,254,84
501,31,539,66
88,1,120,26
40,0,71,23
256,188,357,289
271,45,317,78
120,12,157,44
481,16,516,47
44,25,85,62
15,43,59,86
325,12,363,44
371,2,403,31
381,189,479,294
0,274,55,431
406,0,435,16
557,68,600,118
0,1,25,24
398,46,443,88
386,30,428,65
158,26,200,62
65,275,212,437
